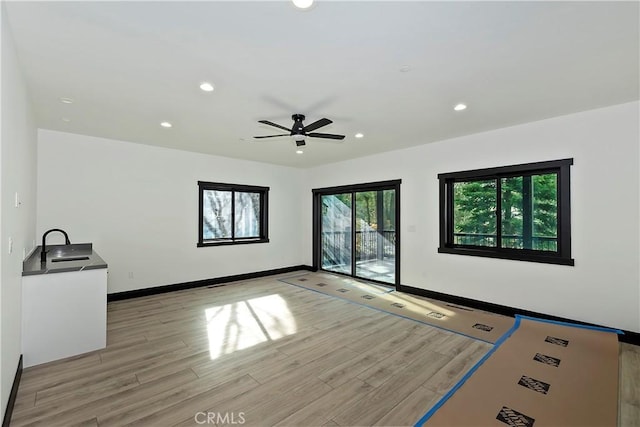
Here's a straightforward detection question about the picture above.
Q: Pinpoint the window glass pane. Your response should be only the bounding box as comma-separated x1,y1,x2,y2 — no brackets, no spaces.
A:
354,190,396,284
453,180,497,247
382,189,397,267
501,174,558,251
532,173,558,251
501,176,524,249
321,194,352,275
234,192,261,238
203,190,232,239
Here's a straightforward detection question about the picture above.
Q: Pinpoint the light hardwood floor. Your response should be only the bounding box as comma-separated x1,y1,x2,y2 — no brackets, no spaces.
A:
619,342,640,426
9,272,639,426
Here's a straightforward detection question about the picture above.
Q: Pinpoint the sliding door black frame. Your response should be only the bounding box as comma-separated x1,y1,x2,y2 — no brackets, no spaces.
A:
312,179,401,287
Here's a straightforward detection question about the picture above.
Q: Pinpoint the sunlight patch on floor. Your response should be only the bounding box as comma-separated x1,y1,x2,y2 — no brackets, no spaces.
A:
205,294,297,360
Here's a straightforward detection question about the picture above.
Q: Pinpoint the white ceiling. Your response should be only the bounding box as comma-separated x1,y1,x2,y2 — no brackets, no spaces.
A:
5,1,639,168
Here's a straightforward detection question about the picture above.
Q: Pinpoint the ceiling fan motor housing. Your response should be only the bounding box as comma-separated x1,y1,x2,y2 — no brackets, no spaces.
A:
292,115,306,135
254,113,344,144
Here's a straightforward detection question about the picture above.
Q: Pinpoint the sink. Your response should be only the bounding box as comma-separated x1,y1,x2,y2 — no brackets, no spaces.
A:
51,256,90,263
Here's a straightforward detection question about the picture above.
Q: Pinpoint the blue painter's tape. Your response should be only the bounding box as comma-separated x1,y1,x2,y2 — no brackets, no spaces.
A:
515,314,624,335
413,316,522,427
278,278,495,345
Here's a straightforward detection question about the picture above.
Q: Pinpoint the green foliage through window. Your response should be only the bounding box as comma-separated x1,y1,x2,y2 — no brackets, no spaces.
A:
453,180,497,247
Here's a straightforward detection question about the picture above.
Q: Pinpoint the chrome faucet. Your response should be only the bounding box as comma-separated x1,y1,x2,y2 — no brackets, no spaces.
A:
41,229,71,263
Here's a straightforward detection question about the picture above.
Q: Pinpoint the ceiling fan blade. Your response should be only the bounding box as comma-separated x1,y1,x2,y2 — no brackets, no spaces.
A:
258,120,291,132
253,134,290,139
303,118,332,132
307,132,345,140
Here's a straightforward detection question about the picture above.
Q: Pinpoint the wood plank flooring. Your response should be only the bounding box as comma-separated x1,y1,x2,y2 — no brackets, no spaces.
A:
9,271,639,426
619,342,640,427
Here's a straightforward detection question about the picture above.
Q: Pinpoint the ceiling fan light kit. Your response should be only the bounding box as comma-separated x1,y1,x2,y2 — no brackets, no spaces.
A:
254,114,345,147
292,0,314,9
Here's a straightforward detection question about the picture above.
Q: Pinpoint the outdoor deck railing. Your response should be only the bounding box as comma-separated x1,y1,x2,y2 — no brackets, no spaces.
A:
322,230,395,265
453,232,557,251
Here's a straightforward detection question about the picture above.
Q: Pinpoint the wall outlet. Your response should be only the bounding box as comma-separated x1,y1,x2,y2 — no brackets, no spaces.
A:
128,272,134,279
14,192,20,208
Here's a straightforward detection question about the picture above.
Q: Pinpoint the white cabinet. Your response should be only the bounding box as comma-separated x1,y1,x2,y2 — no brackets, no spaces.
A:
22,268,107,367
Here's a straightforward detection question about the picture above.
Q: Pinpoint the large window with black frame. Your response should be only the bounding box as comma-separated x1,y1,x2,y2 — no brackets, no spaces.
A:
198,181,269,247
438,159,573,265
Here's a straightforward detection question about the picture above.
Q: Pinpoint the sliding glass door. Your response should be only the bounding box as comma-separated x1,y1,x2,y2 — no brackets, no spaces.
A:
314,180,400,286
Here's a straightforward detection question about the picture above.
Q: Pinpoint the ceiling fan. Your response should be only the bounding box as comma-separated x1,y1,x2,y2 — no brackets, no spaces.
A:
254,114,345,146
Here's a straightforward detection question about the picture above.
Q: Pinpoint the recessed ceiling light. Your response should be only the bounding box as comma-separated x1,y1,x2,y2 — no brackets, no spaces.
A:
296,149,304,154
292,0,313,9
160,121,172,128
454,103,467,111
400,65,411,73
61,117,71,123
355,133,364,139
199,82,214,92
60,97,74,104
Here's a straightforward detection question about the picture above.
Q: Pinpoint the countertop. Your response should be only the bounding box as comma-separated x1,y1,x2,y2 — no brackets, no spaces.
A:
22,243,108,276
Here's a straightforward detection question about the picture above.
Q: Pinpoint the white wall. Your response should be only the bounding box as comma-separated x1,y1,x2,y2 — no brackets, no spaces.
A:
304,102,640,333
0,5,38,420
37,130,307,294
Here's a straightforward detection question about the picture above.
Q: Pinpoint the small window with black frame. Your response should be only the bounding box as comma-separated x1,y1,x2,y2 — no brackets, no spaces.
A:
198,181,269,247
